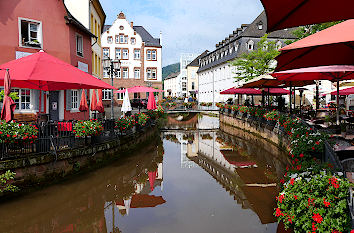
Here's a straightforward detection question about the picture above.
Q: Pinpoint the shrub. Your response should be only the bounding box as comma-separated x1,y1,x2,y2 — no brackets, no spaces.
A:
115,116,136,132
275,171,351,232
0,170,18,193
73,120,104,138
135,113,149,126
0,121,38,144
264,110,280,121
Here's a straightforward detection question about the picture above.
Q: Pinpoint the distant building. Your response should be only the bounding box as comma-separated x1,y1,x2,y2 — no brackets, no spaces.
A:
177,53,200,97
0,0,95,121
101,12,162,108
186,51,209,99
197,11,296,104
164,72,180,97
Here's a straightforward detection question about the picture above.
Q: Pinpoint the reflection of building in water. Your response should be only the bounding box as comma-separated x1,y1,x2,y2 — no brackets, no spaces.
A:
104,162,164,231
176,132,199,168
188,131,281,225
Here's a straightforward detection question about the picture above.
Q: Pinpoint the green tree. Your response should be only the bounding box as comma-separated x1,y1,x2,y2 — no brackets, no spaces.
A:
0,90,19,102
285,22,341,45
230,34,280,82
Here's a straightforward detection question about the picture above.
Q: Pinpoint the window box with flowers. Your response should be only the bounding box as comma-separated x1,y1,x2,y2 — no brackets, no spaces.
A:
115,116,136,134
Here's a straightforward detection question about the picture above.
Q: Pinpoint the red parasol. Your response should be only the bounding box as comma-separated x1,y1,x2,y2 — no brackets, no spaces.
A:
275,20,354,72
79,89,88,112
148,171,157,192
90,90,97,112
1,69,16,122
0,51,116,91
96,89,105,113
147,93,157,110
330,87,354,96
273,65,354,124
260,0,354,32
220,87,262,95
264,88,290,95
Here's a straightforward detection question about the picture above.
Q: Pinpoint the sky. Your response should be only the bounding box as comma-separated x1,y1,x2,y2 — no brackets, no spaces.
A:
100,0,264,67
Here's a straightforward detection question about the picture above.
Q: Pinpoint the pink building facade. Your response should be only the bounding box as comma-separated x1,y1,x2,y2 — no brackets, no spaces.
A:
0,0,94,121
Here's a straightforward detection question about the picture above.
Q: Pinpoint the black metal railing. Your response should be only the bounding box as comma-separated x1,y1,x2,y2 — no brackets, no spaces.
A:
0,119,138,160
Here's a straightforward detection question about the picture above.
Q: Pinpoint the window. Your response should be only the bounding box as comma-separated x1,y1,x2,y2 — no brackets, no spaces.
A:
134,93,140,98
117,87,125,100
122,49,128,59
146,68,157,80
124,36,128,44
134,68,140,79
116,68,121,78
115,48,121,59
122,68,128,79
192,82,195,90
102,89,112,100
258,22,263,30
13,89,31,110
103,48,109,58
146,50,157,61
20,19,42,48
76,34,83,57
247,40,254,51
134,49,140,59
131,38,136,45
107,36,113,43
103,70,109,78
71,90,79,109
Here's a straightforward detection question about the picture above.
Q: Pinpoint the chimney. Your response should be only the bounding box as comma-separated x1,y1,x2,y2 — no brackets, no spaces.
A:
159,31,162,45
130,21,133,28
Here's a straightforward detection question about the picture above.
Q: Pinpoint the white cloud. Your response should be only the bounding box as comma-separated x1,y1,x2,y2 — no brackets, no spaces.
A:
101,0,264,66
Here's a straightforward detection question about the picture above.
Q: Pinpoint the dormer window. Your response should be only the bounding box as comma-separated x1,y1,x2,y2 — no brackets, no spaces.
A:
247,40,254,51
258,21,263,30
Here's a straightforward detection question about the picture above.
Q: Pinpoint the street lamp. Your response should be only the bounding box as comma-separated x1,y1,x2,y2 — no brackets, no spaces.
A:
103,58,120,119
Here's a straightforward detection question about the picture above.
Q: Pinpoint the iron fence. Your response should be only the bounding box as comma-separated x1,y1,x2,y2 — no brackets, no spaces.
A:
0,119,119,160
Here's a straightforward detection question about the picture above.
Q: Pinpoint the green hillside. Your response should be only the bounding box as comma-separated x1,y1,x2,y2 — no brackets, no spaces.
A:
162,63,180,80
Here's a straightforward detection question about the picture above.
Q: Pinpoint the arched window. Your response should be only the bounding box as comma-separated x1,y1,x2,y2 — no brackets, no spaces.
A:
117,87,125,100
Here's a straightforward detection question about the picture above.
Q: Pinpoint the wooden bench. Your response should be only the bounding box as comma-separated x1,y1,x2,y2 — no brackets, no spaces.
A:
13,113,37,123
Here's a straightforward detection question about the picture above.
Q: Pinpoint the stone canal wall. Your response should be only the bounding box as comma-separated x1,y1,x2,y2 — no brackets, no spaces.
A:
0,127,160,189
219,113,291,152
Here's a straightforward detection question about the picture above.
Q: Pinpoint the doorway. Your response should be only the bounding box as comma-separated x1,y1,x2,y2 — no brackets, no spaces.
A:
49,91,59,121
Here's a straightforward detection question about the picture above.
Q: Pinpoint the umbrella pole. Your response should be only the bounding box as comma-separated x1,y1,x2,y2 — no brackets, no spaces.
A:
267,88,270,108
261,91,264,107
289,83,292,114
299,90,303,117
315,81,319,114
336,80,340,125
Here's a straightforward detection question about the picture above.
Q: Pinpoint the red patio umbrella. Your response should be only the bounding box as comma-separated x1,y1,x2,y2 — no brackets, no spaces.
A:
260,0,354,32
275,20,354,72
1,69,16,122
115,86,164,94
148,171,157,192
90,90,97,112
96,89,105,113
79,89,88,112
264,88,290,95
220,87,262,95
330,87,354,96
147,93,157,110
0,51,116,91
116,194,166,208
273,65,354,124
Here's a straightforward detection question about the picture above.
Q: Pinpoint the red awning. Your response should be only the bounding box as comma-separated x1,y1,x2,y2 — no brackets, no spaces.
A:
275,20,354,72
220,87,262,95
330,87,354,96
260,0,354,32
0,51,116,91
115,86,164,94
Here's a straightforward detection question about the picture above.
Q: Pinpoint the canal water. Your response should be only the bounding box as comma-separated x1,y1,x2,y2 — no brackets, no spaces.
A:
0,114,289,233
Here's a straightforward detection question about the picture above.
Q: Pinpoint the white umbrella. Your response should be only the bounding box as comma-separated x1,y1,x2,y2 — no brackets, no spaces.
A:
121,89,132,113
124,198,131,216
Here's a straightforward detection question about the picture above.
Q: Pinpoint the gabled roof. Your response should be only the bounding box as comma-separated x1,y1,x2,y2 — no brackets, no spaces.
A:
187,50,209,67
133,26,161,47
103,25,111,32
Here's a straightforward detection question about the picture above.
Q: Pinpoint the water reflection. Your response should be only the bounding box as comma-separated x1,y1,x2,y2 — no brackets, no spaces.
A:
0,114,288,233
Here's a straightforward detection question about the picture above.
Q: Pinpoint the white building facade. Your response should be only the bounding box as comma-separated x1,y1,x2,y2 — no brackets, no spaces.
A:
164,72,179,97
177,53,199,97
197,12,297,104
101,12,162,104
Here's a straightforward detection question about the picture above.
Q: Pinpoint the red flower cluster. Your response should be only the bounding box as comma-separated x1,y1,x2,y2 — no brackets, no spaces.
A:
312,213,323,223
329,177,340,189
323,198,331,207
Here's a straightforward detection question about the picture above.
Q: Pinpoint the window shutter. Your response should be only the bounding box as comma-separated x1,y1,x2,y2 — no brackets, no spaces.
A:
41,91,44,112
66,90,72,110
33,90,40,111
